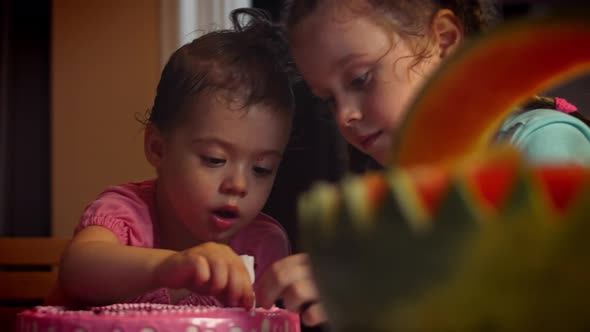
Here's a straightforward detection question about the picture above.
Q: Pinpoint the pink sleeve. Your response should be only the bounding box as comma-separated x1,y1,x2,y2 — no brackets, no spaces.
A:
75,184,155,247
253,224,291,283
229,213,292,290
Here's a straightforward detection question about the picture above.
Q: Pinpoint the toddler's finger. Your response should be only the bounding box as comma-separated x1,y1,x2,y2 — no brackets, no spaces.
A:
191,255,211,287
226,263,253,308
240,287,255,310
207,259,228,295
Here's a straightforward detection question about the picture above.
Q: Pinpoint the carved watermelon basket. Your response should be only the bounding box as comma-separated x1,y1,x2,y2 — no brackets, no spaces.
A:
298,6,590,331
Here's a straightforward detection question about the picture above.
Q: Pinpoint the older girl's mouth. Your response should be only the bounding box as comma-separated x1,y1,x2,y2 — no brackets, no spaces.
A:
359,130,383,150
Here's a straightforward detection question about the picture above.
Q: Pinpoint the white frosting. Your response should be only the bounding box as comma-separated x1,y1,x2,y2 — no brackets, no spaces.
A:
239,255,255,284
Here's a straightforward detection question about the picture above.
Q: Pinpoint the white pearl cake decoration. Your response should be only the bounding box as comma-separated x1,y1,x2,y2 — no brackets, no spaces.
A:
17,303,300,332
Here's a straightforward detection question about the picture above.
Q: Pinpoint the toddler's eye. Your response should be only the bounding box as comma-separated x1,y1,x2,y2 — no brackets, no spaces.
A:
201,156,225,166
253,166,273,176
350,71,370,89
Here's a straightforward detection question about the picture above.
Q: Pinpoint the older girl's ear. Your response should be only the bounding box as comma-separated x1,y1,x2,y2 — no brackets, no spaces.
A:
430,9,464,59
144,124,165,168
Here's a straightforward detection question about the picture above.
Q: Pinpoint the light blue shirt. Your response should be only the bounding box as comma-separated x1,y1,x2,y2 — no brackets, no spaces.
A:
495,109,590,165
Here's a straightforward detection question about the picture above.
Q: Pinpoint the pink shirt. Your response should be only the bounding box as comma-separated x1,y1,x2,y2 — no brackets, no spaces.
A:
76,180,291,306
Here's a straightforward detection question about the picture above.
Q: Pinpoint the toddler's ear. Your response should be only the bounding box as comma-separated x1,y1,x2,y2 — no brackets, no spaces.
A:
144,124,165,168
431,9,463,59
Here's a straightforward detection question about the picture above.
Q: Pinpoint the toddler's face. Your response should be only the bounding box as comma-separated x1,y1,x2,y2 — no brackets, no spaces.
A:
153,92,291,244
291,5,441,165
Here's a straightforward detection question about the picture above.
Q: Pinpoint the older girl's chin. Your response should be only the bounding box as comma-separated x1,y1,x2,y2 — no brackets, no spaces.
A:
371,140,390,167
374,153,387,167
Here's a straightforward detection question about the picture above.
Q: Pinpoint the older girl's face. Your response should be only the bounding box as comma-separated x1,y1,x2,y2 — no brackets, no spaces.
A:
290,5,445,165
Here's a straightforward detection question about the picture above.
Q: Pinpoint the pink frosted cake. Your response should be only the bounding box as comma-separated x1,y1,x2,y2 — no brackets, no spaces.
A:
17,303,300,332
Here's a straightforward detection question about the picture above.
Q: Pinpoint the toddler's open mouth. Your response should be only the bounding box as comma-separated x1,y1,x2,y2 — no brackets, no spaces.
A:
211,205,240,231
213,205,240,218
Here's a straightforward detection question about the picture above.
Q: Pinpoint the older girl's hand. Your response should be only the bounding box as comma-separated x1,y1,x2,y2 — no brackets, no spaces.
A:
256,253,327,326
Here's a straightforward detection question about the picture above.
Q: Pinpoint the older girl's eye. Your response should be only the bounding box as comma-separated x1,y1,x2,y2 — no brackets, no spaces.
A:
253,166,273,177
317,96,336,113
320,96,335,106
201,156,225,167
350,71,371,89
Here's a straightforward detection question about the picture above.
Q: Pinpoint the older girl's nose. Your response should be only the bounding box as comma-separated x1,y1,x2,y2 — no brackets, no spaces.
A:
334,99,362,127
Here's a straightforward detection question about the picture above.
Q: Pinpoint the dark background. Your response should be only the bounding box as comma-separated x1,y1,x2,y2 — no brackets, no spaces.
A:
1,0,52,237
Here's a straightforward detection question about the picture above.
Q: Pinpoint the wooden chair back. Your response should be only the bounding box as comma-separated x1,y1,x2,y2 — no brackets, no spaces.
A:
0,237,70,330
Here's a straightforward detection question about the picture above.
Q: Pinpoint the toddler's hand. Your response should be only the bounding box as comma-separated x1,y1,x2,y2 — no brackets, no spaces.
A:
155,242,254,308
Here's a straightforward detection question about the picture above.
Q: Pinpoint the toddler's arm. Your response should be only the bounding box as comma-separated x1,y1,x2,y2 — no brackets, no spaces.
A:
58,225,176,306
58,226,254,308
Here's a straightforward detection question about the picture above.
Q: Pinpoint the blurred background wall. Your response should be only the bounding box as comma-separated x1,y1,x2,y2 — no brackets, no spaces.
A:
51,0,160,237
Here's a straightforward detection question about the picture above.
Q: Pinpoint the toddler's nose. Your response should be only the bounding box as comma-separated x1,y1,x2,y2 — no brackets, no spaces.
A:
220,172,247,198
